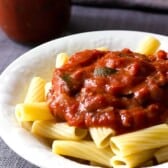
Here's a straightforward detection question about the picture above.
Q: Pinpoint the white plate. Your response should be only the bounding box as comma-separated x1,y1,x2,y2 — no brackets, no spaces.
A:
0,30,168,168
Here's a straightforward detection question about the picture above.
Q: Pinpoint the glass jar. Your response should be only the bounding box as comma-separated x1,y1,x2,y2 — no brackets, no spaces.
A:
0,0,71,43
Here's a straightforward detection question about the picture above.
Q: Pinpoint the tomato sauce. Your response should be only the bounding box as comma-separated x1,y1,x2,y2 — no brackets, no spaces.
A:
47,49,168,134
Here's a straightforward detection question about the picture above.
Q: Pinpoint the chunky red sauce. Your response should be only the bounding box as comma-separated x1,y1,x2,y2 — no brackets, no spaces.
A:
47,49,168,134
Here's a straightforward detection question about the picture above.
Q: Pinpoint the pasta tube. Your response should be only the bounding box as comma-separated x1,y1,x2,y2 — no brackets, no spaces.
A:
154,146,168,163
55,52,69,68
110,124,168,156
90,161,105,167
15,102,54,122
89,127,115,148
17,77,46,130
20,121,32,131
111,149,155,168
24,77,46,103
96,47,108,51
140,159,155,167
32,121,88,140
52,140,114,167
136,36,160,55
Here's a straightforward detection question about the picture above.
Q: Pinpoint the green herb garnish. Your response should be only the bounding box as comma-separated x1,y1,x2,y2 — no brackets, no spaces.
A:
61,73,72,87
94,67,117,77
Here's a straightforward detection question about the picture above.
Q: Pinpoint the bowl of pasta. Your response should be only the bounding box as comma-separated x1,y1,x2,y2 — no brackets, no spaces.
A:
0,30,168,168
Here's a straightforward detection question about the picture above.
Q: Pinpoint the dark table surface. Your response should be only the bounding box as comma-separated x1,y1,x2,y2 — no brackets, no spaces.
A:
0,5,168,168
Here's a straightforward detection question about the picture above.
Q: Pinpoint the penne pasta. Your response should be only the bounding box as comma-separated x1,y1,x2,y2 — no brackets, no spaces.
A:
32,121,88,140
89,127,115,148
20,121,33,131
110,124,168,156
96,47,108,51
17,77,46,130
140,159,155,167
136,36,160,55
52,140,114,167
15,102,54,122
24,77,46,103
154,146,168,163
55,52,69,68
111,149,155,168
90,161,105,167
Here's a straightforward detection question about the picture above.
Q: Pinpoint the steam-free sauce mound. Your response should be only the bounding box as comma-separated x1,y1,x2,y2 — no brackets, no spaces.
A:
47,49,168,134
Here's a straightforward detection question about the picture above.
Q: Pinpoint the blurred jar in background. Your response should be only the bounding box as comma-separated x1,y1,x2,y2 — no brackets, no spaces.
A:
0,0,71,44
